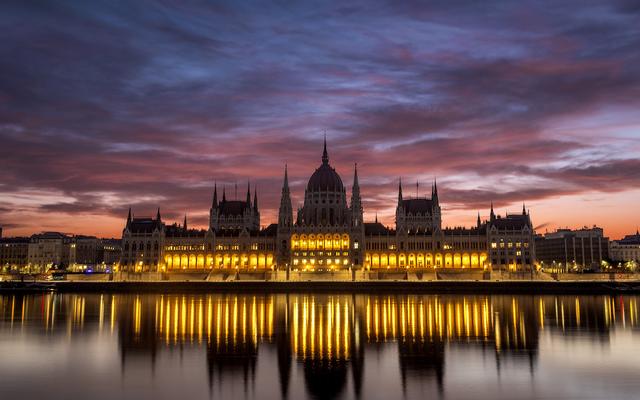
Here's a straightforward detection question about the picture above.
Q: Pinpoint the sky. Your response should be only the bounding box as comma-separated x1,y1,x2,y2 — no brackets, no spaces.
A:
1,0,639,239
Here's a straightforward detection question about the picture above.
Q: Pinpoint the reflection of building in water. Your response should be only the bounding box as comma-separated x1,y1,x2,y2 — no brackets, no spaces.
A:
361,295,541,388
287,295,365,399
538,295,630,338
2,293,640,399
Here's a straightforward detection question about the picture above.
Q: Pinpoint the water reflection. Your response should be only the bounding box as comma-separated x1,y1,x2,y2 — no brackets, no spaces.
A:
0,293,638,400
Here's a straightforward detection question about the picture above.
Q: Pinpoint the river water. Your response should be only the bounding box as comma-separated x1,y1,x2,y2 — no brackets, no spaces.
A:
0,293,638,400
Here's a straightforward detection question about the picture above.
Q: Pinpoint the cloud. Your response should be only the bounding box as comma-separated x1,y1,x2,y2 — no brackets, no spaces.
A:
0,0,639,237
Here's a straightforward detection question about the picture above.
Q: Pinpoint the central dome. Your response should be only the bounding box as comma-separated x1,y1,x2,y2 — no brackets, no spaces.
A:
306,138,344,192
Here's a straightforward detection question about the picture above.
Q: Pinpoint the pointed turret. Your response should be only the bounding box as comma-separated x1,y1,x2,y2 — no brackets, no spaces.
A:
432,178,439,204
353,163,360,188
351,163,363,227
522,203,526,215
156,208,161,222
183,214,187,230
253,186,258,211
212,182,218,207
490,202,496,220
246,180,251,207
375,212,378,223
477,212,481,227
126,207,132,225
398,178,403,203
278,164,293,229
322,134,329,165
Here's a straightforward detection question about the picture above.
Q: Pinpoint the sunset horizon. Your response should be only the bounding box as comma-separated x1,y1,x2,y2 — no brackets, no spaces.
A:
1,2,639,241
2,3,640,400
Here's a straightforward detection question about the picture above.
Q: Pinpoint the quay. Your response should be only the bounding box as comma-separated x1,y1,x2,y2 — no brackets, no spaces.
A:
2,279,640,295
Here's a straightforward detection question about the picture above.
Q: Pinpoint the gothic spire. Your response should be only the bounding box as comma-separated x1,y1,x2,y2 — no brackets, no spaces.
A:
222,186,226,202
522,203,526,215
156,207,161,221
127,207,132,224
353,163,359,188
398,178,403,202
351,163,363,226
283,163,289,189
278,164,293,229
183,214,187,230
490,202,495,220
253,186,258,211
246,180,251,206
212,181,218,207
322,133,329,165
477,212,481,227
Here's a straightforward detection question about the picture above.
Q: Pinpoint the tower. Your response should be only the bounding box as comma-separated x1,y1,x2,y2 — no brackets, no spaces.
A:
277,165,293,266
350,163,363,227
209,182,219,230
431,178,441,230
350,163,365,266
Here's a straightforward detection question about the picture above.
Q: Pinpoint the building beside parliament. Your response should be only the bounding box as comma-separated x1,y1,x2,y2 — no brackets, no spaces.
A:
120,139,536,272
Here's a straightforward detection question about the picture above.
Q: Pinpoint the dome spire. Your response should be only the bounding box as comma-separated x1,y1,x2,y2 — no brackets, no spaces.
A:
322,132,329,165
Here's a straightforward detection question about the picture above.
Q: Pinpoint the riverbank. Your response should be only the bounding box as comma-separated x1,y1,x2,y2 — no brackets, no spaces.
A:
2,280,640,294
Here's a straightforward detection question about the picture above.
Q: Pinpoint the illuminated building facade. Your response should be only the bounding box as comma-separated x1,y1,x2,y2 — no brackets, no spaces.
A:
535,226,608,272
120,139,536,272
278,137,364,270
609,230,640,264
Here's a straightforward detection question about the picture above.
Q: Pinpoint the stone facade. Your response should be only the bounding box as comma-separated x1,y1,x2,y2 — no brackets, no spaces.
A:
535,227,608,271
609,231,640,264
120,140,537,272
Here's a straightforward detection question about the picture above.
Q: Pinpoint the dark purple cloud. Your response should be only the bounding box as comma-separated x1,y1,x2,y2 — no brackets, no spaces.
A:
0,0,639,237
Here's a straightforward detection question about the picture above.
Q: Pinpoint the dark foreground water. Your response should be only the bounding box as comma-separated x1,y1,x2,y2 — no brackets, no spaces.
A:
0,293,639,400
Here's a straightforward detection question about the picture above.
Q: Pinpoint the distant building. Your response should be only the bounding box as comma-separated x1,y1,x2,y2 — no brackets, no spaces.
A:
609,230,640,264
487,204,536,271
120,139,537,273
69,236,122,271
101,239,122,267
0,232,124,273
535,227,609,271
120,209,164,271
0,237,30,271
27,232,72,272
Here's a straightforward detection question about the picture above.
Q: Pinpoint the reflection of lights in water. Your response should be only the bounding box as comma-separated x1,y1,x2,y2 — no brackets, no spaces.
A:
291,296,352,360
1,294,639,357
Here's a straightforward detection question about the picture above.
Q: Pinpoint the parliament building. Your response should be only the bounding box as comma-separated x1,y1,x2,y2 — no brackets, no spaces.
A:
120,139,536,273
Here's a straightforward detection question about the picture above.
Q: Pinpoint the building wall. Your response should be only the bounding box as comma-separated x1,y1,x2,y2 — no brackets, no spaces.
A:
609,243,640,263
535,228,608,270
27,233,72,271
0,239,29,270
364,232,489,269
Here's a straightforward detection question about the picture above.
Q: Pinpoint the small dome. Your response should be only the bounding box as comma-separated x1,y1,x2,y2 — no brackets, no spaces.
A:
307,163,344,192
306,136,344,192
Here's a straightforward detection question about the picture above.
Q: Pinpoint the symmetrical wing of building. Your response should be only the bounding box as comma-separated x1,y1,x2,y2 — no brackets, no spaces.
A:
120,139,537,273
